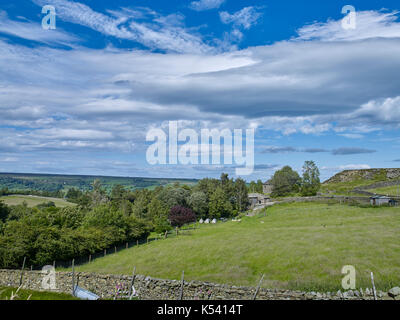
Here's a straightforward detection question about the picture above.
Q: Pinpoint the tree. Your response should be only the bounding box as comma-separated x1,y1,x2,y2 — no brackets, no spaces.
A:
0,201,10,222
157,187,190,209
208,187,233,219
168,206,196,228
256,180,264,193
270,166,301,197
301,161,321,196
188,191,208,218
148,198,169,221
234,178,249,212
91,179,108,207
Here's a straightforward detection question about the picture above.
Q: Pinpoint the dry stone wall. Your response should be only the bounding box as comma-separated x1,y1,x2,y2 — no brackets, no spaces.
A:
0,269,396,300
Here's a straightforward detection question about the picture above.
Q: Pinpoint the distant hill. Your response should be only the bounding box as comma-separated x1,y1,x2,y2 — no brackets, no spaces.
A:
0,172,197,194
321,168,400,195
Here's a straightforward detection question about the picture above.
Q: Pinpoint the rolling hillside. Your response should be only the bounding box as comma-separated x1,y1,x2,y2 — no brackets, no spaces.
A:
0,172,197,194
321,168,400,195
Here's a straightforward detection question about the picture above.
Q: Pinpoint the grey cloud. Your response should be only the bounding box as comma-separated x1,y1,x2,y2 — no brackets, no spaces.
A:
254,164,279,170
331,147,376,155
302,148,329,153
261,146,329,154
261,146,297,154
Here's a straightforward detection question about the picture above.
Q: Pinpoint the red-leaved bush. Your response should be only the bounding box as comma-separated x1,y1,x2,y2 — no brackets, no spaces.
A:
168,205,196,228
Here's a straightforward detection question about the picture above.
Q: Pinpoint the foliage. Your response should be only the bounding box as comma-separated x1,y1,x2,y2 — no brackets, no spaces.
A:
188,191,208,218
300,160,321,196
168,205,196,228
270,166,301,197
208,187,233,219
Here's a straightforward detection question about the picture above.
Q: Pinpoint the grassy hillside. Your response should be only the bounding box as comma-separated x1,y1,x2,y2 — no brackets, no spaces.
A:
0,195,75,207
369,185,400,197
321,168,400,195
0,172,197,193
68,202,400,291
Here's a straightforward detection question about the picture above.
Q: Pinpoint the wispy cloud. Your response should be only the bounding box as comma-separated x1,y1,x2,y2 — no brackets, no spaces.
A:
189,0,225,11
0,10,77,45
220,6,262,29
32,0,213,53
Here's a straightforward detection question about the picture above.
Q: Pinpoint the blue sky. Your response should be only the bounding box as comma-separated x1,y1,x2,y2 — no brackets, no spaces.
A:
0,0,400,181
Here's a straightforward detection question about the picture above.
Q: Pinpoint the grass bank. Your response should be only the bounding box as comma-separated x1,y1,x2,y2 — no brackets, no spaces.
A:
67,202,400,292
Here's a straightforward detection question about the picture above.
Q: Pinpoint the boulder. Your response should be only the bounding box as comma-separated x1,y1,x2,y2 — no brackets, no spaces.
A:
388,287,400,298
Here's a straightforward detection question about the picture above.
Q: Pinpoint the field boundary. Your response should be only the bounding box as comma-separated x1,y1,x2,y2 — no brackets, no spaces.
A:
0,269,392,300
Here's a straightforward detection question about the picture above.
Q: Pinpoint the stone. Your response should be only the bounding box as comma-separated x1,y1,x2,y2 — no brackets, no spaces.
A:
388,287,400,298
347,290,354,297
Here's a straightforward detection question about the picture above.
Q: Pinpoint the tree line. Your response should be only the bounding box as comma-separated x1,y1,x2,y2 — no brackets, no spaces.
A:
0,173,248,269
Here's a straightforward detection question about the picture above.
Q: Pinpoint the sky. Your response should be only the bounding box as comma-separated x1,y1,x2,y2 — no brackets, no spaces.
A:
0,0,400,182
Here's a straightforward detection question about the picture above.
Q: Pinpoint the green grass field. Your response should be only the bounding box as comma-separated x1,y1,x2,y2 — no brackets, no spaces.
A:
68,202,400,292
369,185,400,197
0,195,75,207
0,287,78,300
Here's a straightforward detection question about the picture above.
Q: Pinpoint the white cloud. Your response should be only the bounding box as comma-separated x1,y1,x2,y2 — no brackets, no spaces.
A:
1,8,400,169
339,133,364,139
296,10,400,41
220,7,262,29
189,0,225,11
349,96,400,128
321,164,371,171
0,10,77,45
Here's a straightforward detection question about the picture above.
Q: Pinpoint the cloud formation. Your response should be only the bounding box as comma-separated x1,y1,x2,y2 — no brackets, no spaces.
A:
1,4,400,177
331,148,376,155
189,0,225,11
220,6,262,29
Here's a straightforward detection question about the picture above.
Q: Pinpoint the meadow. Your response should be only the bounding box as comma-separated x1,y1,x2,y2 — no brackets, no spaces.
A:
370,185,400,197
69,202,400,292
0,195,75,207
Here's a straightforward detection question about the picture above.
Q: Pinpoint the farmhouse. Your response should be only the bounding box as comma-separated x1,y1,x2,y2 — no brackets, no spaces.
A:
263,180,273,194
248,193,270,209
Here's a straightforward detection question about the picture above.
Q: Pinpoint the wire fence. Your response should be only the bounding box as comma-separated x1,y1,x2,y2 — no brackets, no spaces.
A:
27,223,199,271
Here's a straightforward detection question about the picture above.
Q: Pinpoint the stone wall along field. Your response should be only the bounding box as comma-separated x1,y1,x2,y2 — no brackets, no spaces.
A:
1,269,397,300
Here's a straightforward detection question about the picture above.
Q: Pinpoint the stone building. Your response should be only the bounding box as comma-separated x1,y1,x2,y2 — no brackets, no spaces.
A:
263,180,273,194
248,193,270,209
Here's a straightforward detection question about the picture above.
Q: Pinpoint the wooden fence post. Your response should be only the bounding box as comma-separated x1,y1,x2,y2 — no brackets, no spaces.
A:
179,271,185,300
136,240,139,246
128,266,136,299
89,254,91,264
19,256,26,286
115,246,117,254
104,249,106,257
253,274,264,300
126,242,128,249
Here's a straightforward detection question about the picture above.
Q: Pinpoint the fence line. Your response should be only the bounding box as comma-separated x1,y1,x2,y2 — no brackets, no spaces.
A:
27,222,199,271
